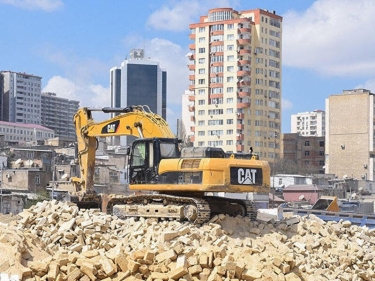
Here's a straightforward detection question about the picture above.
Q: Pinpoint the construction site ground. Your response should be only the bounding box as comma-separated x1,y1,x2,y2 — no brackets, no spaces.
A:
0,200,375,281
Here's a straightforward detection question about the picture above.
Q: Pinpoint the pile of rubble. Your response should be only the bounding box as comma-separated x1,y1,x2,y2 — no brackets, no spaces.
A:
1,200,375,281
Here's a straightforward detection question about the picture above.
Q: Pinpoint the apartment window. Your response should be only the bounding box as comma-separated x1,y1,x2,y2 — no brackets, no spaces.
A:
198,89,205,95
198,58,205,64
227,55,234,61
305,151,310,156
198,131,205,136
227,87,234,93
227,34,234,40
227,76,234,82
199,48,205,53
198,110,205,115
319,141,324,147
227,119,233,124
227,44,234,51
199,37,205,43
198,100,205,105
198,68,205,74
35,174,40,185
227,66,234,72
198,141,205,146
227,24,234,29
227,108,233,114
198,120,205,126
305,141,310,146
319,151,324,156
227,129,233,135
199,27,205,32
198,79,205,84
226,140,233,145
227,98,233,103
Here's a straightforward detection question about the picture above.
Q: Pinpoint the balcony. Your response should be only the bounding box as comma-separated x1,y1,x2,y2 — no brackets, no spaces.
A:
238,49,251,55
211,30,224,36
237,113,244,119
188,64,195,71
189,43,196,50
189,74,195,81
236,144,244,152
237,102,250,109
210,72,223,78
237,59,251,66
237,80,251,87
237,39,251,45
210,83,223,88
237,124,244,130
190,126,195,132
188,95,195,101
189,33,196,40
187,53,195,60
210,62,223,67
237,91,250,98
188,106,195,112
190,135,195,142
238,27,251,34
237,70,251,76
188,84,196,91
190,115,195,122
210,41,224,46
236,134,244,141
209,93,223,99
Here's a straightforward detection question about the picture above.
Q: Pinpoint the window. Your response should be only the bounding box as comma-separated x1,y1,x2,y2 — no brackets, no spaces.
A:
199,58,205,64
198,89,205,95
198,68,205,74
198,120,205,126
227,76,234,82
305,151,310,156
227,129,233,135
227,66,234,72
227,119,233,124
198,79,205,84
198,141,205,146
198,110,205,115
199,27,205,32
198,131,205,136
198,100,205,105
227,55,234,61
226,108,233,114
226,140,233,145
227,24,234,29
227,87,234,93
227,98,233,103
305,141,310,146
199,48,205,53
319,151,324,156
319,141,324,147
227,34,234,40
227,44,234,51
199,37,205,43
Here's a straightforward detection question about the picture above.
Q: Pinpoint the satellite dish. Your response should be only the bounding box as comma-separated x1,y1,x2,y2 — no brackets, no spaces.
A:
25,160,33,167
15,159,22,165
61,173,69,180
299,195,305,200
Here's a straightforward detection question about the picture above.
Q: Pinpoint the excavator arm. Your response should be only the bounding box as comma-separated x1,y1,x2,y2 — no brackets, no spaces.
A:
71,105,175,200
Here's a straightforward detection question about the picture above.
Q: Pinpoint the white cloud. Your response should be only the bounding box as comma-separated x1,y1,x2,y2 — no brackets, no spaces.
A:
0,0,63,11
283,0,375,77
147,0,240,31
42,76,109,109
356,79,375,93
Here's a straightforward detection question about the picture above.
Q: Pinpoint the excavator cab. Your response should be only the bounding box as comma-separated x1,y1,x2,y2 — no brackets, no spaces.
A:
129,137,180,184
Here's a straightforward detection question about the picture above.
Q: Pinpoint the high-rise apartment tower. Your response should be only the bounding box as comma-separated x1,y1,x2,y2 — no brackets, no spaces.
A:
291,110,326,136
1,71,42,124
186,8,282,162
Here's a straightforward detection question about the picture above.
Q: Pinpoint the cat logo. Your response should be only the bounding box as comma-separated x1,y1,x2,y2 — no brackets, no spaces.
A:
101,120,120,134
230,167,262,185
238,168,257,184
107,124,116,133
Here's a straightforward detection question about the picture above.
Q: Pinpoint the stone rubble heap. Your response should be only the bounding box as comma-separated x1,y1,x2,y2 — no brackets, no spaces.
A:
0,200,375,280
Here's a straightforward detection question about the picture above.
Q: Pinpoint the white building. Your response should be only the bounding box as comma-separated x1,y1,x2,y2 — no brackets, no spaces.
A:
1,71,42,125
0,121,54,144
291,110,325,136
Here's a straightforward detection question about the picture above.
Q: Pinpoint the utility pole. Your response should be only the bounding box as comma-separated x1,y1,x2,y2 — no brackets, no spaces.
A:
0,166,3,214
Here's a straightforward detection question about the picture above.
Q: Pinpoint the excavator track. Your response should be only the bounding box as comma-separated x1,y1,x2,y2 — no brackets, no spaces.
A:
106,194,211,224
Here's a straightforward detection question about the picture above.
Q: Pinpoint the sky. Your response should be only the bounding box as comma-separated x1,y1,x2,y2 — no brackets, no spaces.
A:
1,0,375,134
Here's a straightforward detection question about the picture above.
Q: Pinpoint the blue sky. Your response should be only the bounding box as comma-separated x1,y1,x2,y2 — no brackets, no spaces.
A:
1,0,374,134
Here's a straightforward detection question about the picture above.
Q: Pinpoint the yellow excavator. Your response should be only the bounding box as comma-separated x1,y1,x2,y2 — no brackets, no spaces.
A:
71,105,270,223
